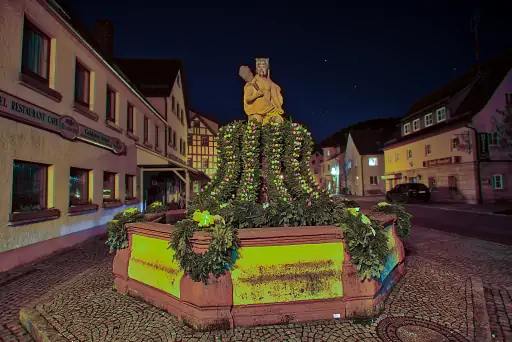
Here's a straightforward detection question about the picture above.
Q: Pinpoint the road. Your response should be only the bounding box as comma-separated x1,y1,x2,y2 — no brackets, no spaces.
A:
357,200,512,246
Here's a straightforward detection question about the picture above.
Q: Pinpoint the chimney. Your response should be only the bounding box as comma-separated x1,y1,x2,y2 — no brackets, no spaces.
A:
94,20,114,59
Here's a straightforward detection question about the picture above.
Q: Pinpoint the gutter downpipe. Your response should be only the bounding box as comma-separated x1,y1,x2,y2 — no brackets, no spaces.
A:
465,124,483,204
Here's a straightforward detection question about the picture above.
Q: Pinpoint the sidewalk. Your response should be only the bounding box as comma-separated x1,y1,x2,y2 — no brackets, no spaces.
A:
1,226,510,341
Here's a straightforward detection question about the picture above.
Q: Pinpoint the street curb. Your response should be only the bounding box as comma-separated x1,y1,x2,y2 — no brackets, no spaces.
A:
406,204,512,217
471,277,492,342
19,307,67,342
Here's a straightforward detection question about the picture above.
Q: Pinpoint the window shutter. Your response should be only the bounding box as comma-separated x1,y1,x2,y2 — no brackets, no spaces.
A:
491,176,496,189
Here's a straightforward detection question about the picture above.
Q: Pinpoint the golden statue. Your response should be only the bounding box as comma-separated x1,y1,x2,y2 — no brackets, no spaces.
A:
239,58,284,124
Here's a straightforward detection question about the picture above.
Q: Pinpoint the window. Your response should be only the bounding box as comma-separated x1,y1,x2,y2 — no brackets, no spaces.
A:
143,117,149,143
506,93,512,106
448,176,458,190
177,103,181,117
428,176,437,190
492,175,503,190
69,168,89,206
412,119,420,132
451,137,459,150
488,132,499,146
22,19,50,81
202,158,209,168
171,96,176,113
424,113,433,127
125,175,134,199
436,107,446,122
188,135,192,145
155,125,159,148
369,176,378,185
368,157,378,166
12,161,48,212
201,136,208,146
103,171,116,199
425,144,432,155
168,127,173,145
407,149,413,159
106,86,116,122
173,132,177,148
127,104,134,133
395,152,399,161
327,150,330,156
404,123,411,135
74,61,90,105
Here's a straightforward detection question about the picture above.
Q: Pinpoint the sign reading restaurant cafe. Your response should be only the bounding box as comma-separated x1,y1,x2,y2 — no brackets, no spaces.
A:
0,89,126,155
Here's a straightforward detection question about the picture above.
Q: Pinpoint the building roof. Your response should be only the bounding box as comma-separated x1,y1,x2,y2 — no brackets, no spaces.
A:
189,108,219,124
114,58,184,97
350,128,396,155
405,48,512,120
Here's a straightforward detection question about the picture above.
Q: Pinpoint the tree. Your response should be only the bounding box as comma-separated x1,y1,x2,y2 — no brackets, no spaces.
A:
495,103,512,158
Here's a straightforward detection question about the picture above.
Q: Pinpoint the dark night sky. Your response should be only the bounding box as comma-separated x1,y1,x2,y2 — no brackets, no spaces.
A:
63,1,511,143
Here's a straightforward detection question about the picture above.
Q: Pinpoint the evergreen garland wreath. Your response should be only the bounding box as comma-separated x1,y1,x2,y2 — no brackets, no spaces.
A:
371,202,412,237
237,120,261,202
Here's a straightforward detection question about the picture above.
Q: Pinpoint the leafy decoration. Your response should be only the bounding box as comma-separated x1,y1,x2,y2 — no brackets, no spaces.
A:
370,202,412,237
144,201,168,214
237,119,261,202
169,215,239,284
262,122,290,203
106,207,146,253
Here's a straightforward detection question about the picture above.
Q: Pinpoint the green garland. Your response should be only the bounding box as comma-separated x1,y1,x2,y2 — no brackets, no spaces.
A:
169,212,239,284
106,207,146,253
370,202,412,237
237,120,261,202
337,209,389,280
262,122,289,204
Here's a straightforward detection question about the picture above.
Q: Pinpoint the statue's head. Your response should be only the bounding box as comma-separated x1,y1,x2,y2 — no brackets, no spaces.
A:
255,58,269,78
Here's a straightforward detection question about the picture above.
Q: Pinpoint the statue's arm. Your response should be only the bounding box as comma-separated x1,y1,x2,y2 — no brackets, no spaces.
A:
244,84,264,104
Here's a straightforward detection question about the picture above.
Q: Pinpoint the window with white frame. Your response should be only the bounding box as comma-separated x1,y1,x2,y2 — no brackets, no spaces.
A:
369,176,378,185
412,119,420,132
488,132,500,146
425,144,432,155
404,123,411,135
436,107,446,122
368,157,378,166
492,175,503,189
424,113,433,127
407,149,413,159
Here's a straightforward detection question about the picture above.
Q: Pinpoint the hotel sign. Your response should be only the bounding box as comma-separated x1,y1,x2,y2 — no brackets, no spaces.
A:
424,156,461,168
0,90,126,155
477,132,490,160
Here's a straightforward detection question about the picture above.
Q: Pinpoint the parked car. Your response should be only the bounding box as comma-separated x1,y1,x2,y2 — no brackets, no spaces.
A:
386,183,431,203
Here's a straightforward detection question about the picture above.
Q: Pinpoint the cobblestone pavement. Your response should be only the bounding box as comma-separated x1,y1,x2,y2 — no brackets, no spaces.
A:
1,226,511,341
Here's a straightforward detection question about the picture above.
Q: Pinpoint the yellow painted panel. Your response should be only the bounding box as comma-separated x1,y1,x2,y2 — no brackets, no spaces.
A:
128,234,183,298
231,242,344,305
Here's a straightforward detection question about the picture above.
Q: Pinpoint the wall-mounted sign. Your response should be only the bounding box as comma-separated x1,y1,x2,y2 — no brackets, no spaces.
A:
0,89,126,155
477,132,490,160
423,156,461,168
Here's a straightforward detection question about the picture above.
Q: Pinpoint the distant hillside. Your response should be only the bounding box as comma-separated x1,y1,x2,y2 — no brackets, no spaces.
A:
321,117,400,149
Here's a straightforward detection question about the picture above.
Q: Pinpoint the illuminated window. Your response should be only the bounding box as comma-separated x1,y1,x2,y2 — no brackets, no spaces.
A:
368,157,378,166
436,107,446,122
103,171,116,200
412,119,420,132
404,123,411,135
424,113,433,127
407,149,412,159
69,168,89,206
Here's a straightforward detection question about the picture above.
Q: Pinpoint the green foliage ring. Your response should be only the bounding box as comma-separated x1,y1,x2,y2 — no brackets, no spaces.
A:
371,202,412,237
106,208,146,253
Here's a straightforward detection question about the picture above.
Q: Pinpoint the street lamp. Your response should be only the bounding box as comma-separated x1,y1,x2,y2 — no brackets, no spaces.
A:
331,166,339,194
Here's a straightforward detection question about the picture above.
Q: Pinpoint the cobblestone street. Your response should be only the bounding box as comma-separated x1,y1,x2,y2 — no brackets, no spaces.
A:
1,226,511,341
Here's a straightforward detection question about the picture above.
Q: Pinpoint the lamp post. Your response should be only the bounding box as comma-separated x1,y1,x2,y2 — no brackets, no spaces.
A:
331,165,339,194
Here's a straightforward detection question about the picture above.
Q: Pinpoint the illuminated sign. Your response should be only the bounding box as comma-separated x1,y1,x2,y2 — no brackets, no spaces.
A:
423,156,461,168
0,89,126,155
